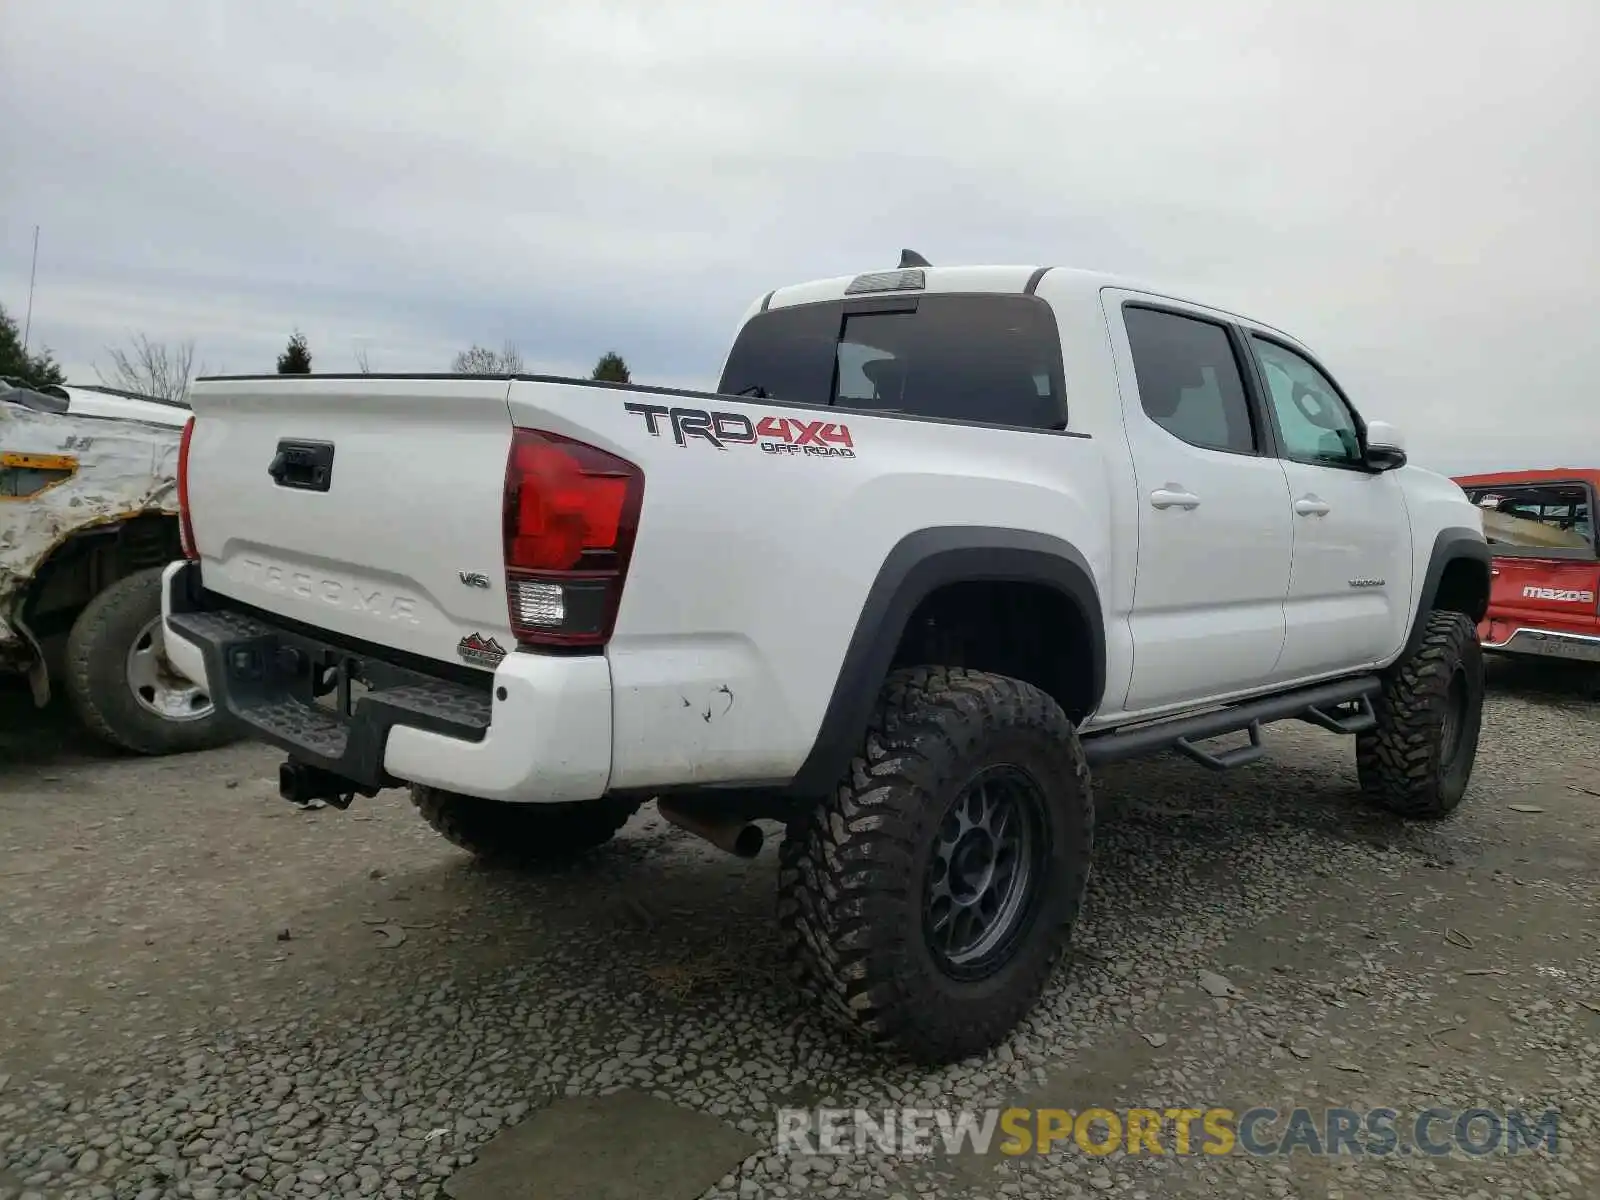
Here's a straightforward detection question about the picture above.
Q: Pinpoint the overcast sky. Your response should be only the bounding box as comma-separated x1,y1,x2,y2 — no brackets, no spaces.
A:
4,1,1596,473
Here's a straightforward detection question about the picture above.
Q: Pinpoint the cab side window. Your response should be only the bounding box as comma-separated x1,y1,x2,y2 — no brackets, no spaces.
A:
1250,338,1363,468
1123,307,1257,454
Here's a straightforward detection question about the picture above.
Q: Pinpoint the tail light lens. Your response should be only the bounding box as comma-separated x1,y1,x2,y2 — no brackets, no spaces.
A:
177,415,198,560
502,428,644,648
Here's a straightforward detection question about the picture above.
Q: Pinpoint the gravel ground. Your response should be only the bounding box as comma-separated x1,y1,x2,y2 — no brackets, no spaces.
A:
1,659,1597,1200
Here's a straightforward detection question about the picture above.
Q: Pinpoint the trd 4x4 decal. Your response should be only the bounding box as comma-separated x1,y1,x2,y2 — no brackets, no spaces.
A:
624,402,855,458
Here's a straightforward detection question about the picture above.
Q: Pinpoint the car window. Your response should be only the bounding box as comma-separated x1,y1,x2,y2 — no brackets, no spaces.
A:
718,294,1068,430
717,300,841,405
1250,338,1363,468
1465,486,1596,547
835,332,905,406
1122,307,1257,454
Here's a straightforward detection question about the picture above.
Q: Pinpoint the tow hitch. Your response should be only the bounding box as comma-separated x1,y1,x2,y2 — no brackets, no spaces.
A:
278,759,379,810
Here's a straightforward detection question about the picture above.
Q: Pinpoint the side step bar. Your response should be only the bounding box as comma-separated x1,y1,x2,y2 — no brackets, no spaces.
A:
1081,676,1382,772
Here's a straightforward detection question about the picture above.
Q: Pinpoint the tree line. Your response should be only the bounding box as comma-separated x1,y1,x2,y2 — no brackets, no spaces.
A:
279,331,631,384
0,302,631,401
0,303,64,389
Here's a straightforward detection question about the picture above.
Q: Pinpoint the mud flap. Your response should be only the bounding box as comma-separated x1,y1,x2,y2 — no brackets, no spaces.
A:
18,619,51,707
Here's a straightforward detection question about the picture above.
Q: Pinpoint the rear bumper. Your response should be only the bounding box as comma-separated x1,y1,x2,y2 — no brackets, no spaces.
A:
1482,624,1600,665
159,561,613,802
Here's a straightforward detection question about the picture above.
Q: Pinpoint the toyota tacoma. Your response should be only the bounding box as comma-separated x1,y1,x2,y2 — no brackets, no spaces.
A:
159,254,1492,1063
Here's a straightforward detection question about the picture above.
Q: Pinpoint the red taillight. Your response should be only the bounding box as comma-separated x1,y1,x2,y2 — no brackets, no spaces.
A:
177,415,198,560
502,428,643,648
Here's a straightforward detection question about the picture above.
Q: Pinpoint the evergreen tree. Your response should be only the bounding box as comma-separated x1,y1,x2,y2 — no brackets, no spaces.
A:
277,330,313,374
0,302,66,389
591,351,631,383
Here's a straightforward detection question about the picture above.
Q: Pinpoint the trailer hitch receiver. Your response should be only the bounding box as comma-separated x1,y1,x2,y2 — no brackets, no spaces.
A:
278,759,378,810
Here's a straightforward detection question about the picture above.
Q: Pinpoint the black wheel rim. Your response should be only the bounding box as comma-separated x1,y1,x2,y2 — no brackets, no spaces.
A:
923,765,1050,980
1439,666,1469,768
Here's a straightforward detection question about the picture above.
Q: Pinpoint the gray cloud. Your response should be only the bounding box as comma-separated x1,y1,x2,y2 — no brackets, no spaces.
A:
4,0,1596,472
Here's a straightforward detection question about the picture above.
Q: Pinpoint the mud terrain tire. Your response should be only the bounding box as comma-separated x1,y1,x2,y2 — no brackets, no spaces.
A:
778,666,1094,1064
1357,610,1484,818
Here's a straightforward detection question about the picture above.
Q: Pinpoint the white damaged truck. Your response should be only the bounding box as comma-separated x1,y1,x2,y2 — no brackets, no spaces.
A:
2,381,235,753
160,256,1491,1062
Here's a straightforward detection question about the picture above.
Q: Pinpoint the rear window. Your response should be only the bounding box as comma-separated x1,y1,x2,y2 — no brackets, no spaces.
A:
718,294,1068,429
1463,483,1595,549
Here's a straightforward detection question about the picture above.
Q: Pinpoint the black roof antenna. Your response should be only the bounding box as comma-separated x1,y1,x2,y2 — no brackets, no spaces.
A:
898,248,932,268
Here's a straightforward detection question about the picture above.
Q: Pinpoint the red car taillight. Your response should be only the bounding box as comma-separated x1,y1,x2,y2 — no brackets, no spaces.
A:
502,428,643,649
177,414,199,560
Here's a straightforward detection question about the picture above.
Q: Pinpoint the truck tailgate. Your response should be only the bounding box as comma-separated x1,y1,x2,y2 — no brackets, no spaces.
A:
185,377,515,667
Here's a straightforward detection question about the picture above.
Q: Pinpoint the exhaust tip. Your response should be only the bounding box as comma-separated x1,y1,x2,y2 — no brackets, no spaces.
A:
657,799,766,859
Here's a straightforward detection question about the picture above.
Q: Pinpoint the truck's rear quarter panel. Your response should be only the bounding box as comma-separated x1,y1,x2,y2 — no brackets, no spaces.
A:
506,381,1110,788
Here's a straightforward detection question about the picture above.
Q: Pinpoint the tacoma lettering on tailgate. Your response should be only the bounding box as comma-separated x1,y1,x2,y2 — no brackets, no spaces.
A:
237,558,422,624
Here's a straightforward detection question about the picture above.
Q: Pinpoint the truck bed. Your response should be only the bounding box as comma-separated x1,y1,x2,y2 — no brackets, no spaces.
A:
178,372,1108,791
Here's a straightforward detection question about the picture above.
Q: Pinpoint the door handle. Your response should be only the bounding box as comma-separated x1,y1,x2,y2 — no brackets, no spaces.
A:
1293,495,1331,517
1150,486,1200,511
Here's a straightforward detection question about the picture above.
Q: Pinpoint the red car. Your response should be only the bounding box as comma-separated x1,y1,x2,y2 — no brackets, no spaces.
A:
1453,468,1599,665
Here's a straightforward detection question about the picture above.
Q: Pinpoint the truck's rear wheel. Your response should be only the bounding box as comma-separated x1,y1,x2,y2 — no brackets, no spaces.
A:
778,667,1093,1064
411,786,639,864
1357,610,1484,818
63,567,238,756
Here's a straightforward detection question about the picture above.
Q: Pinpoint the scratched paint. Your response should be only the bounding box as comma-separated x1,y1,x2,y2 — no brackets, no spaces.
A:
0,402,181,663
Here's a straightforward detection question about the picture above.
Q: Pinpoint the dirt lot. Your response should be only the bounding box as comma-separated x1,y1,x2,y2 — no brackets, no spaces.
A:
1,662,1597,1200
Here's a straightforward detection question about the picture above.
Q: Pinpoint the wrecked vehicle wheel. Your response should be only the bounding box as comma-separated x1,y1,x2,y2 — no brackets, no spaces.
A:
63,567,240,755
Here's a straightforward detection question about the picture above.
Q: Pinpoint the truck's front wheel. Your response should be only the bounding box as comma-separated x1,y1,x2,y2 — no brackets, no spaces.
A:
1356,610,1484,818
778,667,1094,1064
411,787,640,865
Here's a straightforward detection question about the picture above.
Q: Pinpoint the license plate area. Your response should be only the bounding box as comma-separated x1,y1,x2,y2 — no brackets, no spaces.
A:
311,654,371,718
1517,633,1600,663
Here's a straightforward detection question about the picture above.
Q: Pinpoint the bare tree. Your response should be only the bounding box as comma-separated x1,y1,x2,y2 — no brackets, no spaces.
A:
353,342,373,374
97,334,200,402
450,341,524,375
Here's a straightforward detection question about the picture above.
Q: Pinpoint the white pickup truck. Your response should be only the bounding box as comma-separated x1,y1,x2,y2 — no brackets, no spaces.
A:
161,255,1491,1063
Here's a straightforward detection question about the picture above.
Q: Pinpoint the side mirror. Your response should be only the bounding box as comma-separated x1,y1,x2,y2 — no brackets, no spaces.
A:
1362,419,1408,472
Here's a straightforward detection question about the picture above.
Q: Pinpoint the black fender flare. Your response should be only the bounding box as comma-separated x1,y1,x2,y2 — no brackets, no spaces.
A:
1400,526,1492,660
785,526,1106,796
